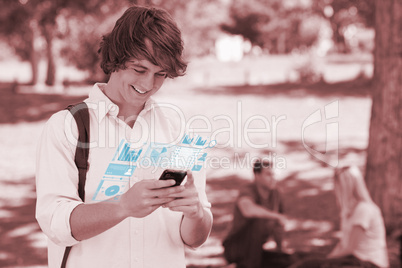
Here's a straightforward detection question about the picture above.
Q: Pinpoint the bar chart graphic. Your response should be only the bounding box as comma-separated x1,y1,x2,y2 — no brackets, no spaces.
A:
115,142,143,163
181,134,195,145
195,136,207,146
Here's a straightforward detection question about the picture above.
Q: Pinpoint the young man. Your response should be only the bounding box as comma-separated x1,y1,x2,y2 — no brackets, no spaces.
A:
223,159,287,268
36,6,212,268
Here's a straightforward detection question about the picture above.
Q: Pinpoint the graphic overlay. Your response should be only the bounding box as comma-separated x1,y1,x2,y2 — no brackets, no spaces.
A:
92,140,142,201
140,142,201,170
92,134,215,202
93,177,129,201
140,134,214,170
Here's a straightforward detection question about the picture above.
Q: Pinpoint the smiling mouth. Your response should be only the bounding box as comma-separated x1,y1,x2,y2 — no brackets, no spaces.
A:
131,85,148,95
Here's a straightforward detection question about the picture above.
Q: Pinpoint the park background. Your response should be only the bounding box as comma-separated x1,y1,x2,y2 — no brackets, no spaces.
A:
0,0,400,267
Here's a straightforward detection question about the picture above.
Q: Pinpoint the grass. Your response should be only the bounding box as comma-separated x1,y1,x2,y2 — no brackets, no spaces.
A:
0,54,400,267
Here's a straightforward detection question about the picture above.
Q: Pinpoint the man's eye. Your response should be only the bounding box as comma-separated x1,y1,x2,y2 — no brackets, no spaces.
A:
156,73,167,78
134,69,145,74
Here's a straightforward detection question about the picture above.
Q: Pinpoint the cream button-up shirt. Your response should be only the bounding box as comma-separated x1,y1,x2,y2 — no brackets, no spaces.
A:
341,202,389,268
36,83,211,268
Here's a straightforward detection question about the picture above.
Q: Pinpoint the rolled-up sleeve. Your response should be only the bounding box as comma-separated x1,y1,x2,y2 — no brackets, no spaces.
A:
35,111,83,247
193,167,211,209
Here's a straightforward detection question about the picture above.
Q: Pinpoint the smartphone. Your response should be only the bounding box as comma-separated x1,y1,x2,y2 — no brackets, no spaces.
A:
159,169,187,187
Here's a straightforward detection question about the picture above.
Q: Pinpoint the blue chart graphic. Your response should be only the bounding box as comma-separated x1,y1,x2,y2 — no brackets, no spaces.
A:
140,143,173,166
93,177,129,201
105,163,135,176
192,165,202,171
182,134,195,145
117,143,142,162
141,141,208,171
93,163,133,201
93,135,213,202
105,185,120,196
93,139,141,202
198,153,207,161
150,146,168,164
170,146,200,169
195,136,207,146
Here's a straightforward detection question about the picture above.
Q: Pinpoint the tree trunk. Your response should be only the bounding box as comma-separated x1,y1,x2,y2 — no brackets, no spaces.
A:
28,18,40,85
365,0,402,232
42,23,56,86
29,42,39,86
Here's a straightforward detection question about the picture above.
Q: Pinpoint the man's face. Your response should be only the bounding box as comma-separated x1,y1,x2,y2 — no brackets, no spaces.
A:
109,58,167,107
255,167,276,190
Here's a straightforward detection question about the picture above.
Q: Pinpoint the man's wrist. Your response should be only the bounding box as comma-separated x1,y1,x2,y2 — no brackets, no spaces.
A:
117,195,131,219
185,204,205,220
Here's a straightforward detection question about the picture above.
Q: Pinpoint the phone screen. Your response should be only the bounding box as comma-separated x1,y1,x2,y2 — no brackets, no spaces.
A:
159,169,187,186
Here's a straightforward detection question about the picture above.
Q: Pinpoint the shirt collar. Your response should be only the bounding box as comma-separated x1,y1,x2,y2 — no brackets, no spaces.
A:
87,83,157,121
142,96,156,114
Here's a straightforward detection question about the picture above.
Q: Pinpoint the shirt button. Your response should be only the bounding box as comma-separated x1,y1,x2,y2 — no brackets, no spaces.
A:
134,230,139,234
134,257,139,262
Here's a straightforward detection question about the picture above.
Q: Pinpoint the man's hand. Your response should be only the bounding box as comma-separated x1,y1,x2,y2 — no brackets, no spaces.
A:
277,214,288,226
162,171,204,220
162,171,212,248
119,179,186,218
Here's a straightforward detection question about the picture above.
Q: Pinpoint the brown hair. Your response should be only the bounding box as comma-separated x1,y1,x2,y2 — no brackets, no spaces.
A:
98,5,187,78
253,159,272,174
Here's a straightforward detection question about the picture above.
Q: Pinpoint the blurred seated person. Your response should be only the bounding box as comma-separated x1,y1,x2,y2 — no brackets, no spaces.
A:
223,158,289,268
289,166,389,268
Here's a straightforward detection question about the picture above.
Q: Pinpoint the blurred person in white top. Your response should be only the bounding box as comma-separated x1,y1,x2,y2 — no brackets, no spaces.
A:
290,166,389,268
35,5,212,268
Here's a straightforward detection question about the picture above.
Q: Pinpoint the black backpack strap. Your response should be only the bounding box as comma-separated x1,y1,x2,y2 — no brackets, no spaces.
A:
67,102,90,201
61,102,90,268
61,247,72,268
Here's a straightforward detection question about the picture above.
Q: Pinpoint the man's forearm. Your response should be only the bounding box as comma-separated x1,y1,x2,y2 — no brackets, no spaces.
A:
180,207,213,248
70,179,180,241
70,202,127,241
239,198,283,220
248,205,283,220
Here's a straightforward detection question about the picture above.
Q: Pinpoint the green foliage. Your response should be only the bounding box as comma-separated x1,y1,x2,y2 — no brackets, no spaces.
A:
221,0,322,53
0,1,32,61
59,4,127,83
155,0,230,57
330,0,374,27
312,0,375,52
0,0,376,83
220,0,276,46
0,0,123,84
221,0,374,54
59,0,229,80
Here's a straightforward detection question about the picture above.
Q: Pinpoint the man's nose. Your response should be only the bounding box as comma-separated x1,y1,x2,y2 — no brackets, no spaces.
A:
139,74,155,92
